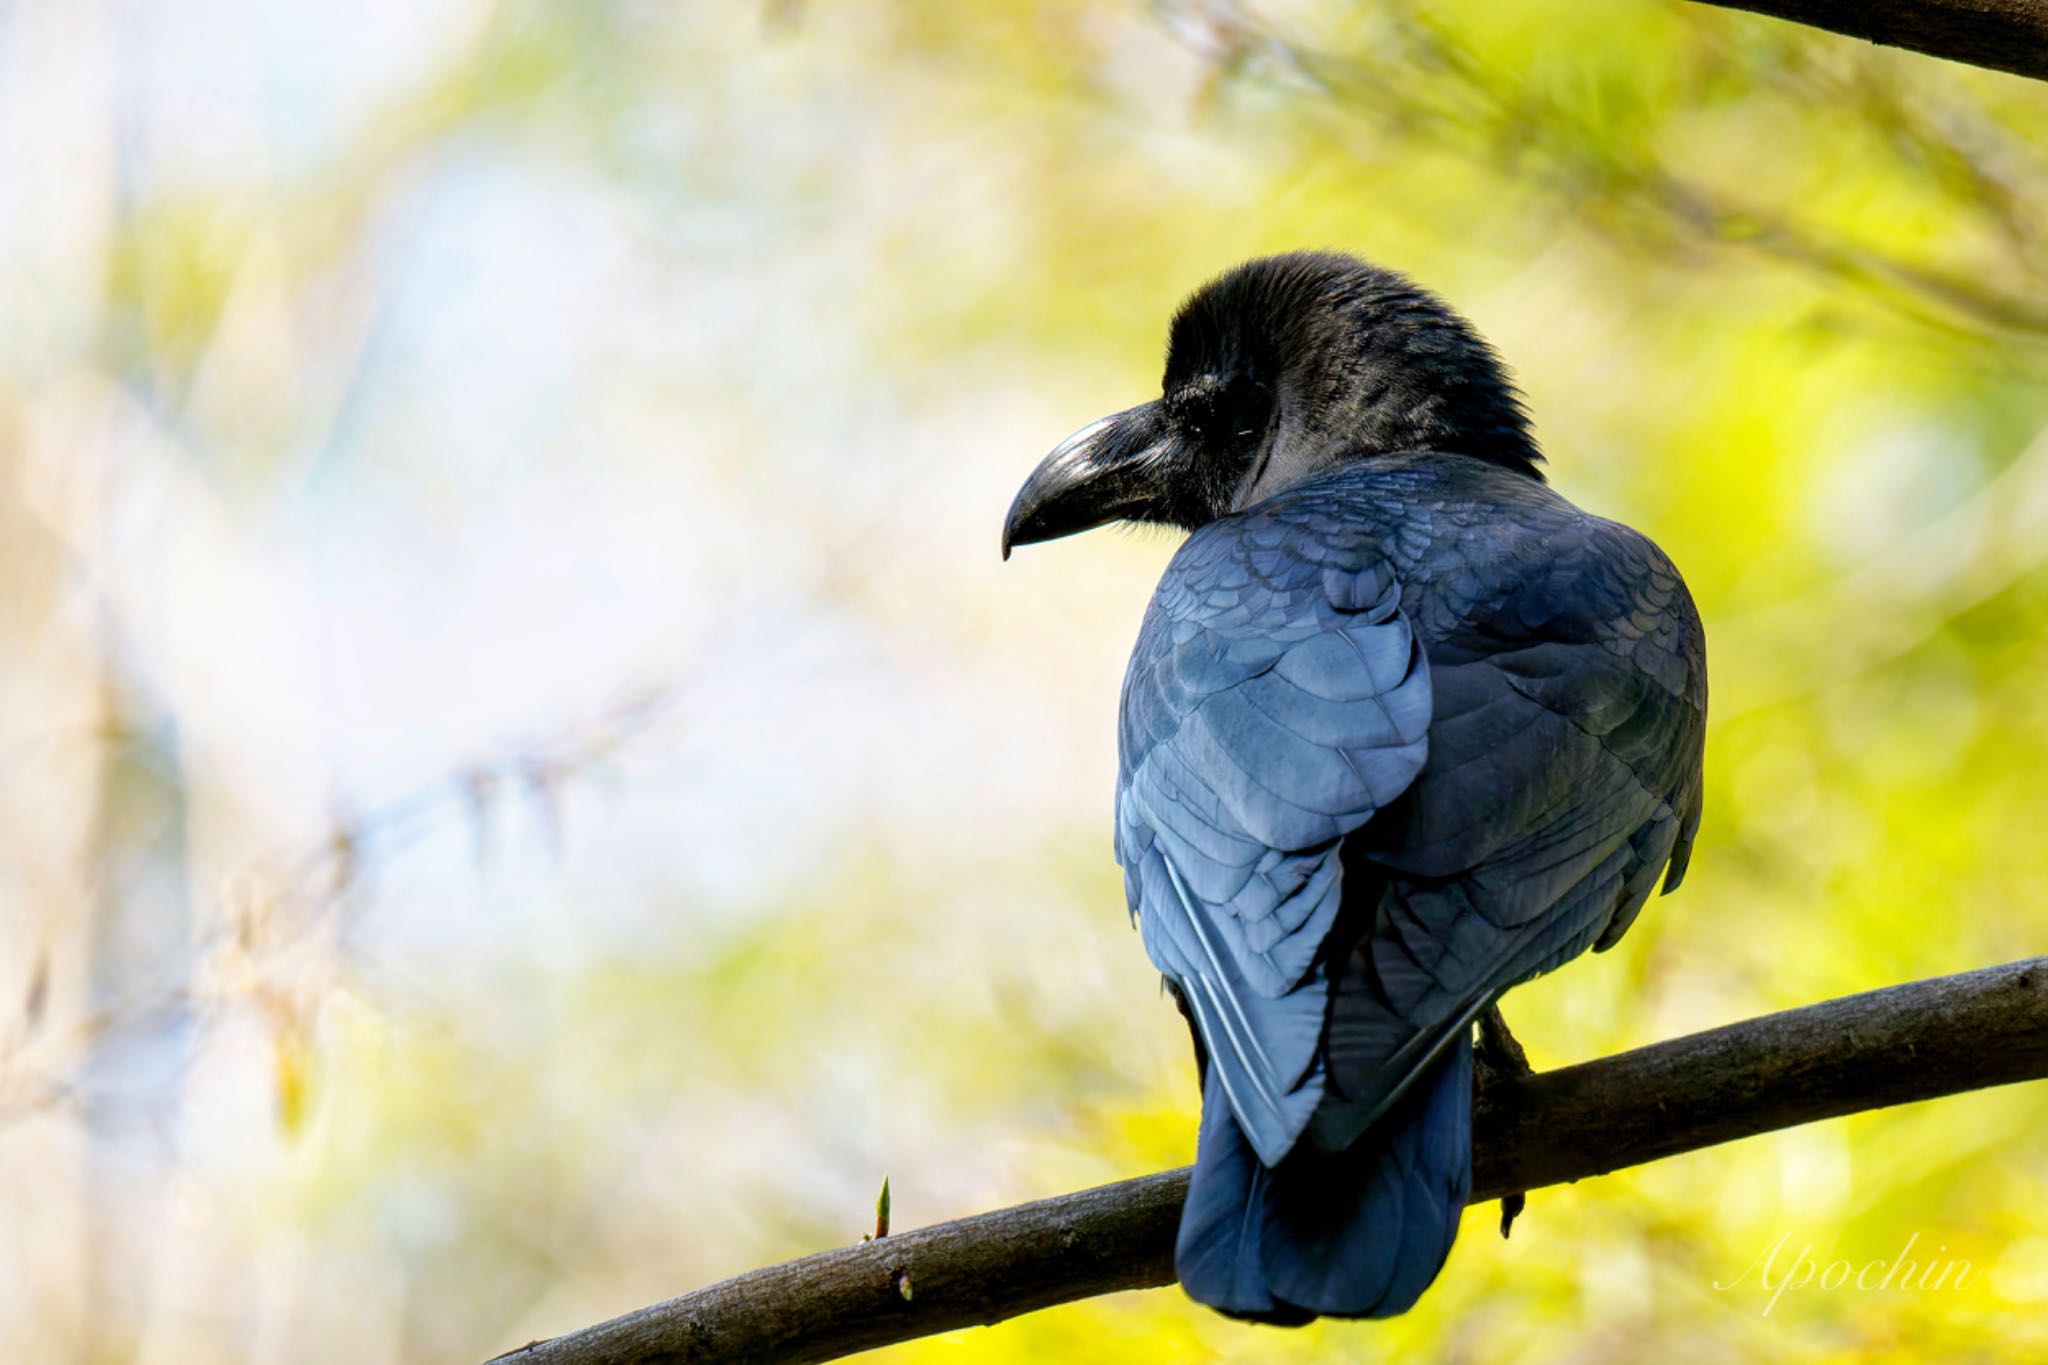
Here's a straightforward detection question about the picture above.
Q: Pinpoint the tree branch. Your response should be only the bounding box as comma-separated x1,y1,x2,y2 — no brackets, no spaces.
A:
490,956,2048,1365
1692,0,2048,83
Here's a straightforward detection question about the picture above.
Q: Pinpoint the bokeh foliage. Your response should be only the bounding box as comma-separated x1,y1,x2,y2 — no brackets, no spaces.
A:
2,1,2047,1361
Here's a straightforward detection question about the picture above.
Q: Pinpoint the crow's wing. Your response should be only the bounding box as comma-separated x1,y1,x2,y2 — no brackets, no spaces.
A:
1311,511,1707,1149
1117,508,1432,1166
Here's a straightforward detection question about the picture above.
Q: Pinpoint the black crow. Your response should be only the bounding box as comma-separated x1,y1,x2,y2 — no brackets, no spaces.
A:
1002,252,1706,1321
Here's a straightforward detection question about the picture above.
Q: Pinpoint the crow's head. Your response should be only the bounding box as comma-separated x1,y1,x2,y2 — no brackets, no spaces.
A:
1002,251,1542,556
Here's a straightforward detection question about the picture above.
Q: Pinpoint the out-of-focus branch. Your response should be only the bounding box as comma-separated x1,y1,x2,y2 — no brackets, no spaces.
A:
1159,1,2048,345
488,956,2048,1365
1694,0,2048,84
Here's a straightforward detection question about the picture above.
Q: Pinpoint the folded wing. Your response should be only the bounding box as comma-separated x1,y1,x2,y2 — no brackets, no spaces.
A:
1116,512,1432,1165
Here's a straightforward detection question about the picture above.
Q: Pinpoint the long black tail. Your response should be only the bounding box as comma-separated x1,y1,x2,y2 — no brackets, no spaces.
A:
1174,1033,1473,1321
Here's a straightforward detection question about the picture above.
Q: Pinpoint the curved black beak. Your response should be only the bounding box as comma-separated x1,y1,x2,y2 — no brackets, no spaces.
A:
1002,402,1173,559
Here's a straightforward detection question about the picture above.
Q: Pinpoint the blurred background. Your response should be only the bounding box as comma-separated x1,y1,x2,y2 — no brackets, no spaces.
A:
3,1,2048,1360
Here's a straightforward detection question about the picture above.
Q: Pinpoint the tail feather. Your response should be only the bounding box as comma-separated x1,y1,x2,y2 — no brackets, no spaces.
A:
1176,1032,1473,1321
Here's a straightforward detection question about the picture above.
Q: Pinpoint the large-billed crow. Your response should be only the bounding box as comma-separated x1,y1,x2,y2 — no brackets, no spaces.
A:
1002,252,1706,1322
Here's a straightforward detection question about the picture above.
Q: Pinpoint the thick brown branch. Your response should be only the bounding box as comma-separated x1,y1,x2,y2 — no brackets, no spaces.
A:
491,956,2048,1365
1693,0,2048,82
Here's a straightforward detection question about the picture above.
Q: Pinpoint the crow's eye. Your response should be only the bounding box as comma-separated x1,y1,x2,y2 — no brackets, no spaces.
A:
1170,373,1268,451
